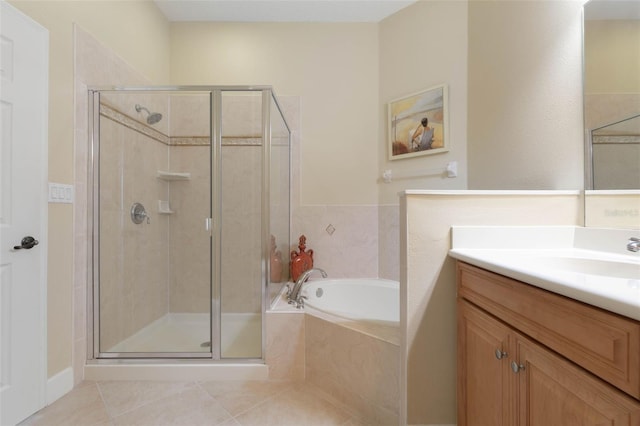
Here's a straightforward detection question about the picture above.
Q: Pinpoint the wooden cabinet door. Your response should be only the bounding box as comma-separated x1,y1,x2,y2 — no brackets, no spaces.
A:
458,301,515,426
516,335,640,426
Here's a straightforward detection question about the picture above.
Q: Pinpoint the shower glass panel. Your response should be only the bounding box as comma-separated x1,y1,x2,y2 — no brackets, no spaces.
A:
93,90,213,357
269,95,291,303
89,86,289,361
219,91,264,358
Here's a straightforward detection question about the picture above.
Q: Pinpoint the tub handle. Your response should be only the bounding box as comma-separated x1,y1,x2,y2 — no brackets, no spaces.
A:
288,295,307,309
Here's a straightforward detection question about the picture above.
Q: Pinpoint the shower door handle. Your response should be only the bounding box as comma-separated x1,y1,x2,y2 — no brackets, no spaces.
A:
13,236,39,250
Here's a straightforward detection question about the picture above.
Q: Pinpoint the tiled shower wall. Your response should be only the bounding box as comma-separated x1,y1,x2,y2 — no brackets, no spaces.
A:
98,102,171,350
100,93,267,325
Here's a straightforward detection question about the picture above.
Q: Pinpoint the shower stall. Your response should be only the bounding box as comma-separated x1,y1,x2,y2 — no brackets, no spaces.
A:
87,87,290,360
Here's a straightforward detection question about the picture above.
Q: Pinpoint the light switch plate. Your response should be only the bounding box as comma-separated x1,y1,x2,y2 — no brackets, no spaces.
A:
48,182,74,204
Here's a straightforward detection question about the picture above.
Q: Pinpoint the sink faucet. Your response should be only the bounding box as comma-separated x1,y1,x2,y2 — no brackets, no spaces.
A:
627,237,640,252
288,268,327,308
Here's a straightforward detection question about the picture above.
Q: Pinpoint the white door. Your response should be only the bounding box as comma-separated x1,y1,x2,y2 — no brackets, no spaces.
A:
0,2,48,425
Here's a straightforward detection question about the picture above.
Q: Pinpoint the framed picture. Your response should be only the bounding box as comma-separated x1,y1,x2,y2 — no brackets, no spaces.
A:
388,84,448,160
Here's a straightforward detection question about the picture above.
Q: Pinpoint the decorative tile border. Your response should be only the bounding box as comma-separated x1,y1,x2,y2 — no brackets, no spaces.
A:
171,137,262,146
100,103,169,145
593,135,640,145
100,102,264,147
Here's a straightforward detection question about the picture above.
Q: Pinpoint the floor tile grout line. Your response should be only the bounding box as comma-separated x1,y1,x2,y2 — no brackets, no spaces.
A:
193,380,237,425
94,380,116,422
197,380,297,420
97,380,200,420
302,381,365,423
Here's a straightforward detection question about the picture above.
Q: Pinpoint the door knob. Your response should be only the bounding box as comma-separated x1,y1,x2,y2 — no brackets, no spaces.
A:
511,361,525,374
13,236,39,250
495,349,508,360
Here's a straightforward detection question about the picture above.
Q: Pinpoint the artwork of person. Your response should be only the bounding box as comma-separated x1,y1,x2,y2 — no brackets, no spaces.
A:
410,117,434,151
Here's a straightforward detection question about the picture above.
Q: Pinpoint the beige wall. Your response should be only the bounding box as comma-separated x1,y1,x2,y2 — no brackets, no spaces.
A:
467,0,584,190
377,0,586,280
9,0,170,378
169,22,379,206
401,191,582,424
378,0,469,205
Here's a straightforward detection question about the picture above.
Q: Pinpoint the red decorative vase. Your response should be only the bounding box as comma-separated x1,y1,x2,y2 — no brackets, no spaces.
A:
290,235,313,282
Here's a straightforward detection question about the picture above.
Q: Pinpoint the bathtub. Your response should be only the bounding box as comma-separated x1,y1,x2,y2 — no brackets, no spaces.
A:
300,278,399,326
300,279,401,423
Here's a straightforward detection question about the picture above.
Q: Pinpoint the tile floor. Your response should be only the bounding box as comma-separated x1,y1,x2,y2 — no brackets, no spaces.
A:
20,380,372,426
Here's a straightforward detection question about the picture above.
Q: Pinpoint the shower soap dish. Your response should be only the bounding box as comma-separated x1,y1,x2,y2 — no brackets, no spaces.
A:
158,200,174,214
157,170,191,181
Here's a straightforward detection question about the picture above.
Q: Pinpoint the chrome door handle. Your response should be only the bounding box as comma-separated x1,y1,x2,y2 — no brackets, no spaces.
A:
13,236,39,250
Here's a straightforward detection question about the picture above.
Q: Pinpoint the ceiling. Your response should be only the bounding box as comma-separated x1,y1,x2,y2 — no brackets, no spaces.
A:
154,0,419,23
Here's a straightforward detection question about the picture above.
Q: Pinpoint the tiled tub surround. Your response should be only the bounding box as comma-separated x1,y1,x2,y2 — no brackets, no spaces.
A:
305,314,400,425
269,292,400,424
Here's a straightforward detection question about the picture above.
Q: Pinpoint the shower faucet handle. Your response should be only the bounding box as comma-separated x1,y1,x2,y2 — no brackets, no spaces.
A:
131,202,150,224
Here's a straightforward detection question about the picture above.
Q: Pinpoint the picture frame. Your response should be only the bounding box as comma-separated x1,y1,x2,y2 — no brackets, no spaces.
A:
388,84,449,160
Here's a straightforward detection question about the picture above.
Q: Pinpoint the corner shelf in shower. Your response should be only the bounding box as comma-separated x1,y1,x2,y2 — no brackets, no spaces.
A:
156,171,191,181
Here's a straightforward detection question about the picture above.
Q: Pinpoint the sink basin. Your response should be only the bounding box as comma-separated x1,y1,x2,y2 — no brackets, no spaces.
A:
525,256,640,280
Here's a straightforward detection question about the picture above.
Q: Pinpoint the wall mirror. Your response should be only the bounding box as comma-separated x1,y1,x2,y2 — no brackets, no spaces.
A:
583,0,639,189
583,0,640,228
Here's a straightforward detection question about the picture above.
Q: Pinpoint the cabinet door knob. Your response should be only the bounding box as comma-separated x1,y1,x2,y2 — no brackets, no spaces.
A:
511,361,525,373
495,349,508,360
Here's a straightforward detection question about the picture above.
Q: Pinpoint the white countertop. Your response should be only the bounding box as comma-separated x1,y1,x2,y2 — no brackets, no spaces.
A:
449,226,640,322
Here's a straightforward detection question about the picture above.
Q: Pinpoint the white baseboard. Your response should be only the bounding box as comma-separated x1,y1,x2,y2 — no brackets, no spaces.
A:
46,367,74,405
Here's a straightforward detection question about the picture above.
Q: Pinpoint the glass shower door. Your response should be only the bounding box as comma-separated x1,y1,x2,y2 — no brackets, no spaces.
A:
218,90,264,359
93,90,213,357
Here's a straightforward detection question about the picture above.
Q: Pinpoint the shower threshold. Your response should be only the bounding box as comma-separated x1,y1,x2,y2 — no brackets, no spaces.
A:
86,312,267,381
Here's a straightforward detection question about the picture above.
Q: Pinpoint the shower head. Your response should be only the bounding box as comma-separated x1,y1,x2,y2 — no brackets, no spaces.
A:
135,104,163,125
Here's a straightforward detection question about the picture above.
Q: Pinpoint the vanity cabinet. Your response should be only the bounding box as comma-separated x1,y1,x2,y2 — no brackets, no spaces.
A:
457,262,640,426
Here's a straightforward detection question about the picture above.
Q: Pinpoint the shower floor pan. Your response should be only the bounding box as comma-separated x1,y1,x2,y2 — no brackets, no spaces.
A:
105,312,261,357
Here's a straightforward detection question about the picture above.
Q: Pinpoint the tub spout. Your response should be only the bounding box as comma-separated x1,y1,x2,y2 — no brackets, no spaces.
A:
288,268,327,308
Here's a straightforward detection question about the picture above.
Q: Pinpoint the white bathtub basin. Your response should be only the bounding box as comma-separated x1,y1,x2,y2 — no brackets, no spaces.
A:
300,278,399,326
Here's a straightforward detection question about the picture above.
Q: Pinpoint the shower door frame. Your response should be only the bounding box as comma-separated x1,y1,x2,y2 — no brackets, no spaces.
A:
87,86,289,362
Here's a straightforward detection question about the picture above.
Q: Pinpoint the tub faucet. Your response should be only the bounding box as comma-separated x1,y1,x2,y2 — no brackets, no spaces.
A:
628,237,640,252
288,268,327,308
